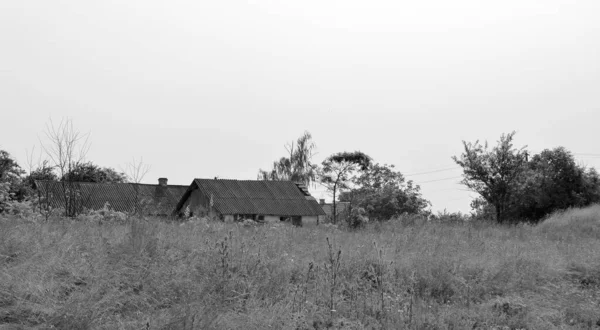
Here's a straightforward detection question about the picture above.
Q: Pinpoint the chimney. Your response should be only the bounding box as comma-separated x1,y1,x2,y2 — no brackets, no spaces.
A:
155,178,168,199
320,199,325,205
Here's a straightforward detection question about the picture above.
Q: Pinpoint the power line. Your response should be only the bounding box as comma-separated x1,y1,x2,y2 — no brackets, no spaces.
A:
574,153,600,157
417,176,463,184
404,167,461,177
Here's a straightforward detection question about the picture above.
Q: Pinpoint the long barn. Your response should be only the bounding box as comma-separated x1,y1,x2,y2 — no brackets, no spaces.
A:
35,178,187,215
174,179,325,225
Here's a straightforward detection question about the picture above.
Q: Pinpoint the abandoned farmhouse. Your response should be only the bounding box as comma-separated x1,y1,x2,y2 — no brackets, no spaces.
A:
174,179,325,223
35,178,327,224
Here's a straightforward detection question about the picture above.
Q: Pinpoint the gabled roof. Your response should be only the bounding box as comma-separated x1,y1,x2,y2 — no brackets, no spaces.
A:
175,179,326,216
34,181,188,214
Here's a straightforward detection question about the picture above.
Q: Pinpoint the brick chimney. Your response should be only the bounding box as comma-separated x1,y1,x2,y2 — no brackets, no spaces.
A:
158,178,168,186
155,178,168,198
320,199,325,205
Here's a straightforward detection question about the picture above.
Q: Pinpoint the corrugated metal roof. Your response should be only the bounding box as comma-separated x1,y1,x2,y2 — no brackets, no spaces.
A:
34,181,188,214
188,179,326,216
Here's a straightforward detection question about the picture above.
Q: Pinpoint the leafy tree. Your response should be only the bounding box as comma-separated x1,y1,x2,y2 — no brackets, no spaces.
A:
513,147,600,221
340,163,430,221
0,182,10,213
24,163,57,184
320,151,371,224
20,161,57,199
0,150,24,183
452,132,528,223
258,131,318,186
63,161,127,183
0,150,26,207
469,196,496,220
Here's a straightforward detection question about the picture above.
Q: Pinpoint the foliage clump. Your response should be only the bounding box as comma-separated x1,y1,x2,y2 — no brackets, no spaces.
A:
76,202,127,224
454,132,600,223
340,163,430,222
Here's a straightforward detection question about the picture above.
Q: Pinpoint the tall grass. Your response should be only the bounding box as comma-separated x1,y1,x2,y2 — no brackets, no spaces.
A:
1,207,599,329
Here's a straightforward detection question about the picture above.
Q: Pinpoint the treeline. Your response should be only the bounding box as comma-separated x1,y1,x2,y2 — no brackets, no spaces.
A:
259,131,600,225
454,132,600,223
257,132,430,226
2,122,599,225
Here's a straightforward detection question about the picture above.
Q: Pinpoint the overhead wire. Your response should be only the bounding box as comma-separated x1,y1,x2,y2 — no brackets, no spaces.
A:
404,167,461,177
416,176,463,184
574,153,600,157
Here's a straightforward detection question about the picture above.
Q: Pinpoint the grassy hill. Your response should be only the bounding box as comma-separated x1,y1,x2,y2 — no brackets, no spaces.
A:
1,206,599,329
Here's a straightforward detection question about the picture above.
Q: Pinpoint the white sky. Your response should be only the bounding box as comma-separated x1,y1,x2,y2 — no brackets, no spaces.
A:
1,0,599,213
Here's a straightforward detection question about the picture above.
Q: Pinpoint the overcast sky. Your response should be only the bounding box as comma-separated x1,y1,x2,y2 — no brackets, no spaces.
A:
1,0,599,213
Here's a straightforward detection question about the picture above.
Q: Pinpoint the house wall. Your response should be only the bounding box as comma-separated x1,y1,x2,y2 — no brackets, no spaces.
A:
184,187,322,224
264,215,280,223
187,189,220,218
302,215,318,226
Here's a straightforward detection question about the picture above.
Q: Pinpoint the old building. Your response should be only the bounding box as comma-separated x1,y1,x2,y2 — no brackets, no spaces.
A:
318,199,351,223
35,178,187,215
174,179,325,225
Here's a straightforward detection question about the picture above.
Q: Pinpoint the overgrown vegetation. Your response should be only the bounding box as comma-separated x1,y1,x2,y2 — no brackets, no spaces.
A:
454,132,600,223
1,206,599,329
258,131,319,187
340,163,430,222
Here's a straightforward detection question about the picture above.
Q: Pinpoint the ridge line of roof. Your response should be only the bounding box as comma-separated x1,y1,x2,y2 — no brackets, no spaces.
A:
194,178,303,183
34,180,187,187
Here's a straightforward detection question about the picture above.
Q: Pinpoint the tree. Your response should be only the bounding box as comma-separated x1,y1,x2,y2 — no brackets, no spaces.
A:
320,151,371,224
0,150,26,208
63,161,127,183
258,131,318,187
340,163,430,221
22,161,56,192
23,146,56,190
468,196,496,220
512,147,600,221
122,157,151,214
41,118,91,217
452,132,528,223
0,150,24,182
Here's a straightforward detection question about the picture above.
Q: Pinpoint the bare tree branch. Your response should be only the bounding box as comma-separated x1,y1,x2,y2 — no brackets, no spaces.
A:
122,157,151,184
39,117,91,217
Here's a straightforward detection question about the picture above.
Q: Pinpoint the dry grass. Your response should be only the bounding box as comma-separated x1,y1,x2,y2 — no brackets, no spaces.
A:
1,206,600,329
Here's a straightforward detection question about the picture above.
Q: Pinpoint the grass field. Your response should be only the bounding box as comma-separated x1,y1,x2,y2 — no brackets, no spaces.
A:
1,206,599,329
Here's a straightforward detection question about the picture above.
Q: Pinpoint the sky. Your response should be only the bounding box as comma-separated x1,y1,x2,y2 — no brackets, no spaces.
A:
1,0,599,213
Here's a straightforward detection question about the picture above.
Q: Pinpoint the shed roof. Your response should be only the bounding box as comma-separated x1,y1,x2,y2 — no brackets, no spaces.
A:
34,181,188,214
175,179,326,216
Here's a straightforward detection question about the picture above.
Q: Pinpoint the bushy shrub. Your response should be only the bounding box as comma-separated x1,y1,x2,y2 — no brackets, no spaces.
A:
430,209,471,222
346,207,369,228
340,163,430,222
77,202,127,224
4,199,35,218
0,181,11,213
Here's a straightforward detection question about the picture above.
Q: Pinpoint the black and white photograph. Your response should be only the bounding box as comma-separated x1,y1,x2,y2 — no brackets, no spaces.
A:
1,1,599,329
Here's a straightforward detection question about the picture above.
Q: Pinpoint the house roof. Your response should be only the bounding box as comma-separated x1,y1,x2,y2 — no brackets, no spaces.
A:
34,181,188,214
175,179,326,216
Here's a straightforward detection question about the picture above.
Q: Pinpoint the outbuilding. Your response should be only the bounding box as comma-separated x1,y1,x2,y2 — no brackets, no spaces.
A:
35,178,187,216
173,179,325,225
